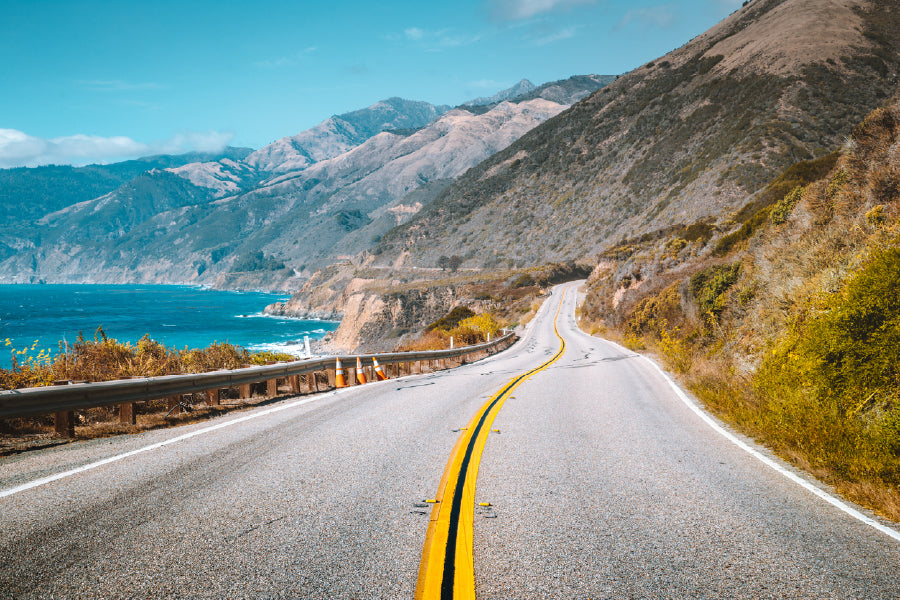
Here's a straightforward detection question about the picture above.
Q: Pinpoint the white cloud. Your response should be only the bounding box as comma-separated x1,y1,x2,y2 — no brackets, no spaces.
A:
616,5,676,30
487,0,596,21
387,27,483,50
404,27,425,40
0,129,234,168
530,25,579,45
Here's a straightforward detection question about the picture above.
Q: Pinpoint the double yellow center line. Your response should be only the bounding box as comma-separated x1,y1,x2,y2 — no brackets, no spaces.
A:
415,293,567,599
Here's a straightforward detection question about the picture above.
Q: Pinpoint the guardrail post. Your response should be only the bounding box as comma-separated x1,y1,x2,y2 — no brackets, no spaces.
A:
206,388,220,406
307,372,318,393
51,380,76,437
167,395,182,415
289,375,300,394
239,384,251,400
267,378,278,398
54,410,75,437
119,402,136,425
326,368,336,388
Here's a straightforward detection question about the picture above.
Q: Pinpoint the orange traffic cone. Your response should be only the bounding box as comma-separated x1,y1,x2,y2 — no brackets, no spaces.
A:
335,358,347,388
373,357,388,381
356,357,368,385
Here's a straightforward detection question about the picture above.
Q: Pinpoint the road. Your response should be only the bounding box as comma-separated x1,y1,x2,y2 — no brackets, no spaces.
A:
0,282,897,599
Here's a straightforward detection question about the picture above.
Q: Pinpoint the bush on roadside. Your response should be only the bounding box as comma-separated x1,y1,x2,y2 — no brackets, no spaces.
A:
0,331,295,391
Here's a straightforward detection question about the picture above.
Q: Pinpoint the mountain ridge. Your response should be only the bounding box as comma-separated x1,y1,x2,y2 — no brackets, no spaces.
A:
376,0,900,270
0,75,610,287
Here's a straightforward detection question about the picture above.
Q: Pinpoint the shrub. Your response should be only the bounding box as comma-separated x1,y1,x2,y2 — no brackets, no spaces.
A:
425,306,475,332
866,205,886,226
0,334,293,390
510,274,535,288
665,238,688,254
770,247,900,418
628,284,682,337
230,250,285,272
689,263,741,323
450,313,503,345
713,207,771,256
771,186,804,224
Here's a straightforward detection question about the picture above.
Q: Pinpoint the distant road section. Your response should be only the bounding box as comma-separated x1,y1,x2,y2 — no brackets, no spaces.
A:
1,283,897,599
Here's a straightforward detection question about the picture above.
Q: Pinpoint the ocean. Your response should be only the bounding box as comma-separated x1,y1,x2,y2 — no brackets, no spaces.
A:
0,284,338,369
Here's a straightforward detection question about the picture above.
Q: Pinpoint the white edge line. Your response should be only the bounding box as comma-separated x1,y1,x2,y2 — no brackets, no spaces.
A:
569,284,900,543
0,377,401,499
594,330,900,544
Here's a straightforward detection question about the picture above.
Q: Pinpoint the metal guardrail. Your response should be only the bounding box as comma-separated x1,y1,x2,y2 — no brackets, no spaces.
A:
0,333,516,420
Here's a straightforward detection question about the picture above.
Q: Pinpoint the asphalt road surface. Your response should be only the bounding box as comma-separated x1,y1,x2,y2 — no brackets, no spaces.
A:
1,282,897,599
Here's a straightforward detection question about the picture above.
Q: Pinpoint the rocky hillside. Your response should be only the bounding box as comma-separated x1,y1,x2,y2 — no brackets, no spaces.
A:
378,0,900,269
577,90,900,520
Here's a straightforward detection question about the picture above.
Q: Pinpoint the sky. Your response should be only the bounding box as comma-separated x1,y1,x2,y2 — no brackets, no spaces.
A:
0,0,744,168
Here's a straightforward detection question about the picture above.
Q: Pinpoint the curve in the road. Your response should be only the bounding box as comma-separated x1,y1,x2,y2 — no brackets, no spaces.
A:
415,290,567,600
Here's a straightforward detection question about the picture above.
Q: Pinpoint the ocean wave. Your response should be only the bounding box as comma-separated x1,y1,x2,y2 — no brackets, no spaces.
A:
235,312,338,325
247,341,317,358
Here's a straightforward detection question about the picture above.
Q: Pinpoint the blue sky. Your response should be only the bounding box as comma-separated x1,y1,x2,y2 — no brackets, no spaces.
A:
1,0,743,167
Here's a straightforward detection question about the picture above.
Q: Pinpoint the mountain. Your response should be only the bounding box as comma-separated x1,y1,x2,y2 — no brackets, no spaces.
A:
377,0,900,269
244,98,450,174
0,75,609,287
513,74,616,105
463,79,537,107
0,147,252,227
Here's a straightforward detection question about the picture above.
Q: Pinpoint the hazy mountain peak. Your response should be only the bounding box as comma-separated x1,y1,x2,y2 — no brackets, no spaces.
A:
244,97,450,174
463,79,537,107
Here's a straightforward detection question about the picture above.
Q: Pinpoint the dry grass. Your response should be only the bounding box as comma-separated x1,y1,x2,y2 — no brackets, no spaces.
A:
579,100,900,522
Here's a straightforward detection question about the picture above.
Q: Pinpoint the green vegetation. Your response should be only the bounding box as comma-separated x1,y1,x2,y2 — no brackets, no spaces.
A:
770,186,804,224
437,255,463,272
689,263,740,323
426,306,475,332
715,154,841,256
510,274,535,288
763,248,900,425
400,309,503,351
230,250,286,272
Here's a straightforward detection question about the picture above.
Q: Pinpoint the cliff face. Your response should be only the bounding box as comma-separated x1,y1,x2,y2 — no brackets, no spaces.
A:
330,287,462,352
268,277,474,352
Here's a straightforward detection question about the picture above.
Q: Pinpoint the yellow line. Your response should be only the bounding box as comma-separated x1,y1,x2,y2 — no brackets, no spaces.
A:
415,290,568,600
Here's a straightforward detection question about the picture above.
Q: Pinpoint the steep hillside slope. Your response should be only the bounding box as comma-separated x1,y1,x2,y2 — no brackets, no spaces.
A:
577,93,900,520
379,0,900,269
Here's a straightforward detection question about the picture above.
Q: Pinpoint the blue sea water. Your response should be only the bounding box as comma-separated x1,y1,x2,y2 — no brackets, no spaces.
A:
0,284,338,369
